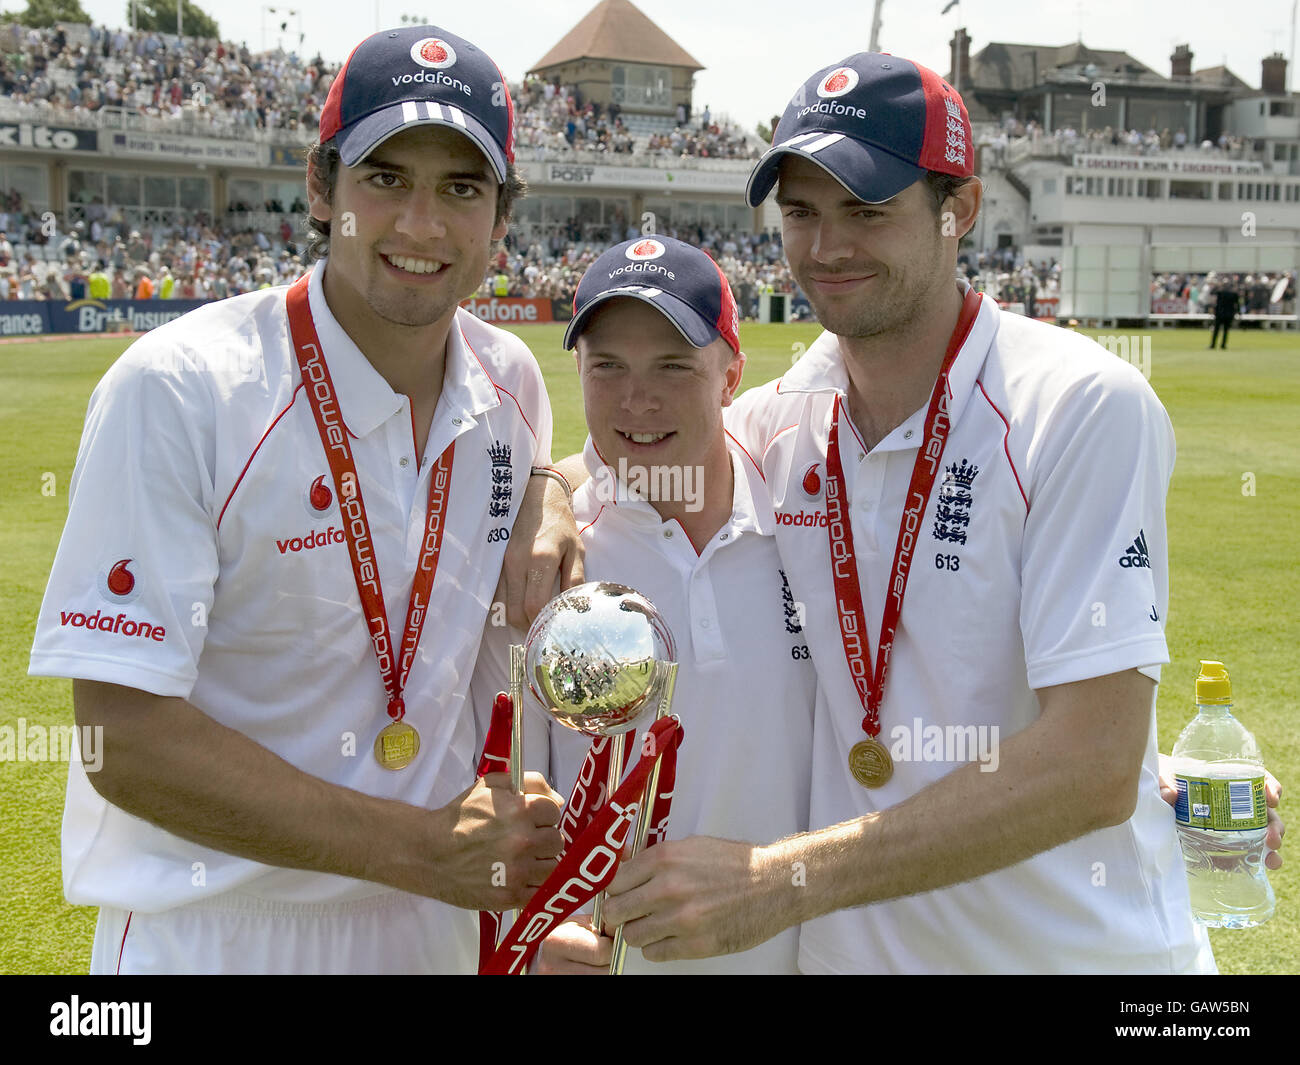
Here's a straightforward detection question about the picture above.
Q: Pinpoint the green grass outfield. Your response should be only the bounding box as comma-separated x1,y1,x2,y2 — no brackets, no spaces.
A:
1,321,1295,974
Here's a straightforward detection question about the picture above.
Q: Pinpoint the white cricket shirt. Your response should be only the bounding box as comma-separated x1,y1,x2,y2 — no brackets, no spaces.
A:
725,283,1214,973
30,264,551,972
474,433,816,973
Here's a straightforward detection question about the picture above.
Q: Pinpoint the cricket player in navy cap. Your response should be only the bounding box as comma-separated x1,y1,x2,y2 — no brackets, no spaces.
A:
473,236,816,973
30,24,578,974
578,53,1283,973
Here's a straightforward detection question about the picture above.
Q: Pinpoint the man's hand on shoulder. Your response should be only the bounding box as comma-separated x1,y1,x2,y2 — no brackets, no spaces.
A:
501,466,584,629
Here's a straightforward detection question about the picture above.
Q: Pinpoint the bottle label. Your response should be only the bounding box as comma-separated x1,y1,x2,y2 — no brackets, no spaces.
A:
1174,774,1267,831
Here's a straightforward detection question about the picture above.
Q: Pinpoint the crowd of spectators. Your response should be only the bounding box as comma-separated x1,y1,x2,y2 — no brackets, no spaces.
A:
979,119,1254,166
642,121,758,160
510,76,757,161
1,22,760,161
7,192,1295,321
0,189,307,302
1151,270,1296,314
0,21,333,135
3,23,1289,320
476,224,801,318
1,181,807,316
513,75,636,156
958,247,1062,313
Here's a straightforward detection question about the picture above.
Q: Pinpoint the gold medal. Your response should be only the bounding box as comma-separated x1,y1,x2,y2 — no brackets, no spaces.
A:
374,720,420,770
848,737,893,788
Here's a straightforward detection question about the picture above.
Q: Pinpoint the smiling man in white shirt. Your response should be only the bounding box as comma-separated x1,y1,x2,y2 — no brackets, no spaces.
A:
596,53,1239,974
475,236,816,973
29,24,572,975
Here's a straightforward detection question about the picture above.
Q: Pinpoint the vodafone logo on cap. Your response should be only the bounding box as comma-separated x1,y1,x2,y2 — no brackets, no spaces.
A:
100,558,140,604
817,67,859,99
626,239,666,261
411,38,457,69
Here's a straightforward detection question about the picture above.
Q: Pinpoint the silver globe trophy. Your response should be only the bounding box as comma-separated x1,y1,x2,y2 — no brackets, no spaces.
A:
517,581,679,975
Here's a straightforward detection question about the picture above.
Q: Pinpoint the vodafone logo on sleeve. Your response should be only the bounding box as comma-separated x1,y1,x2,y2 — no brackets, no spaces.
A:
106,559,134,596
66,557,165,639
59,607,165,641
99,558,140,604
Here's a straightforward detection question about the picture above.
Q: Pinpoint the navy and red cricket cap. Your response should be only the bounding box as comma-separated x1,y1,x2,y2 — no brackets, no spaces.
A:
563,237,740,354
746,52,973,206
319,25,515,179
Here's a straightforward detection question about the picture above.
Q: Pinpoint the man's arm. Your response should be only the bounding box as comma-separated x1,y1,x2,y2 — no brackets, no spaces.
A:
551,454,588,490
76,679,563,911
602,668,1154,961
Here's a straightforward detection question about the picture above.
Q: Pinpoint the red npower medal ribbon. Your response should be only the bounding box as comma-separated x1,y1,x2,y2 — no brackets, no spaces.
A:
481,716,684,976
475,693,516,972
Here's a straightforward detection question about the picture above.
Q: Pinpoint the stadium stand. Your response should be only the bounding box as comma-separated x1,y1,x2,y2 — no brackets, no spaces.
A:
1,13,1294,327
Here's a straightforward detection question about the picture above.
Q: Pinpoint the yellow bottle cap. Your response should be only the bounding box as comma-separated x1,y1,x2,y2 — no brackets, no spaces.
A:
1196,660,1232,704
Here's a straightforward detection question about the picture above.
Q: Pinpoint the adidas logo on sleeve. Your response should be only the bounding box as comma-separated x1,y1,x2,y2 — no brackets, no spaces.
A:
1118,529,1151,569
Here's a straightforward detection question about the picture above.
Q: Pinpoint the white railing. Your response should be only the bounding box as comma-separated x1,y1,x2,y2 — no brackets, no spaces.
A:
974,125,1268,168
517,145,758,169
226,211,309,234
65,204,197,229
0,99,312,146
610,85,672,110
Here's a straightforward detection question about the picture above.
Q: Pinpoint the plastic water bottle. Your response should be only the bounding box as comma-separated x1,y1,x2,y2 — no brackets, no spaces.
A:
1171,661,1273,928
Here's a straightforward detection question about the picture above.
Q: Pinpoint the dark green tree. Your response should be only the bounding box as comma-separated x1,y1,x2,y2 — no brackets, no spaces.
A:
127,0,219,39
1,0,92,28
